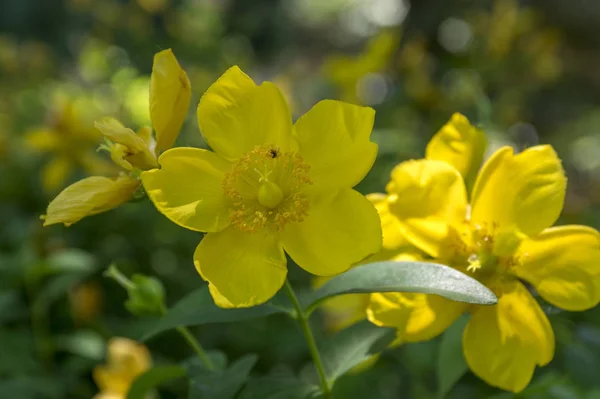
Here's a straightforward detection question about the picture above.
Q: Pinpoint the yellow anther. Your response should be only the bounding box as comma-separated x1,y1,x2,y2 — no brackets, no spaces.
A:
222,145,312,232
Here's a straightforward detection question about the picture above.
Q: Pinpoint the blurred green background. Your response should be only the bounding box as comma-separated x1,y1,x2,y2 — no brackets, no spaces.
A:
2,0,600,398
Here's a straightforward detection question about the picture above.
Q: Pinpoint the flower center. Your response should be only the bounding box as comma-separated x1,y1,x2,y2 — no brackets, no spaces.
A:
466,224,497,272
222,145,312,233
442,224,519,283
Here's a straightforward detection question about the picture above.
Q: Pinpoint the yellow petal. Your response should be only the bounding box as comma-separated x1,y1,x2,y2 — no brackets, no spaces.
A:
367,292,412,330
106,337,151,375
93,337,150,395
23,129,60,152
319,291,370,332
141,148,232,233
194,228,287,308
44,176,139,227
313,276,369,332
425,113,486,187
367,292,465,342
293,100,377,191
150,49,191,153
386,159,468,258
95,118,147,153
109,144,134,171
471,145,566,236
463,281,555,393
197,66,293,161
42,156,73,193
281,189,382,276
95,118,158,170
367,193,410,250
515,225,600,311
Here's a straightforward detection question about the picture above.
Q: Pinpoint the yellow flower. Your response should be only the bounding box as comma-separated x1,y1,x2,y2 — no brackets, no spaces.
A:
141,66,382,308
93,337,151,399
23,95,114,193
43,49,190,227
318,114,484,335
368,144,600,392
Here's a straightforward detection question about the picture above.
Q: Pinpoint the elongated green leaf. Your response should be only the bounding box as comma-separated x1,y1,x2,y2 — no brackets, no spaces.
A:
305,261,497,313
437,316,469,398
141,287,289,341
306,321,395,384
237,376,318,399
126,365,187,399
189,354,258,399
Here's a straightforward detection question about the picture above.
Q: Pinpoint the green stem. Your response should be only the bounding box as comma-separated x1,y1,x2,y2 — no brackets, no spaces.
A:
175,325,215,371
283,280,332,399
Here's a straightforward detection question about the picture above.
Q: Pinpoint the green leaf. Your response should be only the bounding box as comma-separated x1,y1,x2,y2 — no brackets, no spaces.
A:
141,287,289,341
309,321,396,384
184,350,229,374
126,365,187,399
437,316,469,398
237,376,318,399
305,261,497,314
188,354,258,399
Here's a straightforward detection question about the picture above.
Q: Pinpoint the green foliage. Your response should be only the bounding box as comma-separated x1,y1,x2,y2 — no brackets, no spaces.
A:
313,321,396,383
3,0,600,398
187,354,258,399
141,287,288,341
437,317,469,398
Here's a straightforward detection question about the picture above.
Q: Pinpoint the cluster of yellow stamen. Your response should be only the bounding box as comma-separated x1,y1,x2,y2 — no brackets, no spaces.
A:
444,222,520,280
222,145,312,233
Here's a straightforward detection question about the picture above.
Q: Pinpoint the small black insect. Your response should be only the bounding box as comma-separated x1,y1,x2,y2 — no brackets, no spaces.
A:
269,149,278,158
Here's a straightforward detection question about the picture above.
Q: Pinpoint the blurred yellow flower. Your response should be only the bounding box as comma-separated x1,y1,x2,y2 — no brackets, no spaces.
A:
93,337,151,399
142,66,382,308
43,49,190,227
324,30,399,104
23,96,113,193
368,143,600,392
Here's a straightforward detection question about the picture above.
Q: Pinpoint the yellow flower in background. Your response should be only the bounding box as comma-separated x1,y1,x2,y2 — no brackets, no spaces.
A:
324,30,399,104
43,49,191,227
23,95,114,193
93,337,151,399
318,114,484,337
368,143,600,392
142,66,382,308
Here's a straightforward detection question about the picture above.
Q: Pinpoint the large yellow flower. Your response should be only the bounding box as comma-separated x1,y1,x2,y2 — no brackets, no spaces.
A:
93,337,151,399
141,66,382,308
43,49,190,227
368,144,600,392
